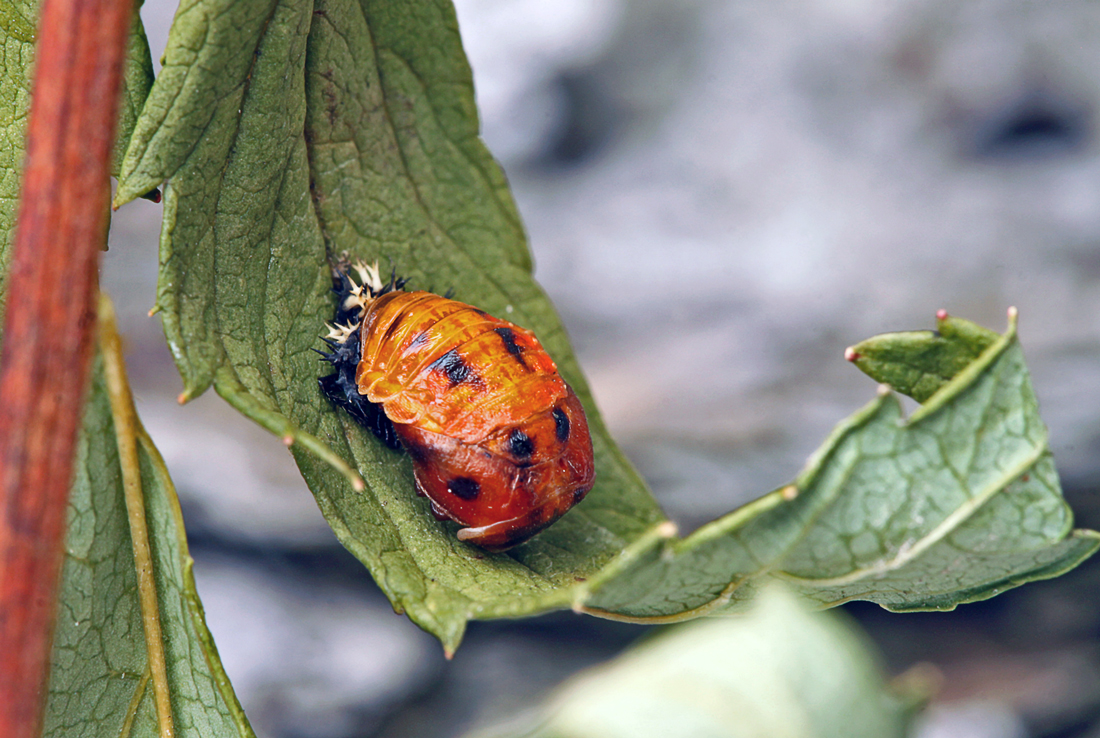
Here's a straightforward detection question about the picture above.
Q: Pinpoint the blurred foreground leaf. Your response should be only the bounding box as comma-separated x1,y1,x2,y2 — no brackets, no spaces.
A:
470,587,917,738
119,0,1098,652
42,298,254,738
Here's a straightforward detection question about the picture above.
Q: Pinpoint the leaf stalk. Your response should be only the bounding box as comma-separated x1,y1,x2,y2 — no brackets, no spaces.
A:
100,295,175,738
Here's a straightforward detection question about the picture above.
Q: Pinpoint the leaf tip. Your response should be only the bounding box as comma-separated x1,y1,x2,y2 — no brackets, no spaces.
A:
1007,305,1018,324
936,308,949,321
282,434,294,447
656,520,678,539
844,346,860,362
876,383,892,397
352,476,366,492
111,190,132,210
113,173,163,210
780,484,799,501
176,391,189,405
890,661,944,705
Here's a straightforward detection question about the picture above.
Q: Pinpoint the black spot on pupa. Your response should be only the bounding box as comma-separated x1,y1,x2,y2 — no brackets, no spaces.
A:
494,327,526,367
508,429,534,459
380,312,405,344
552,406,570,442
448,477,480,500
430,349,472,385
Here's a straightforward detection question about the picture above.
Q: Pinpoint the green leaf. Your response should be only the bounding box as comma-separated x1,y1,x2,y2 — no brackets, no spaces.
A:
0,0,154,333
845,310,1000,403
0,0,38,332
0,1,35,43
576,314,1099,619
118,0,664,652
122,0,1096,653
43,298,254,738
468,587,917,738
113,3,155,178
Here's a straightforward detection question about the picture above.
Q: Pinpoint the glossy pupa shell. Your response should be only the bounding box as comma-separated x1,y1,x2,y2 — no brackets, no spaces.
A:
318,262,595,550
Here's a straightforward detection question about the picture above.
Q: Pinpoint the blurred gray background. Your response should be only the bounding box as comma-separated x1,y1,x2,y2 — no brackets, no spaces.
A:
103,1,1100,737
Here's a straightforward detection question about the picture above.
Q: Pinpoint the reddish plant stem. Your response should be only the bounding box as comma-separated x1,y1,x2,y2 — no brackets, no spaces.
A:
0,0,134,735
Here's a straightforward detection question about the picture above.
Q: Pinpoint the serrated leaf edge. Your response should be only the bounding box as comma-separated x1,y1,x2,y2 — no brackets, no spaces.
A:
570,311,1089,623
876,529,1100,613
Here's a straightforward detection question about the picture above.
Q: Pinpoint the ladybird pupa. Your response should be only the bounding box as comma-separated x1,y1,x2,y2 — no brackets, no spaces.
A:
317,260,595,550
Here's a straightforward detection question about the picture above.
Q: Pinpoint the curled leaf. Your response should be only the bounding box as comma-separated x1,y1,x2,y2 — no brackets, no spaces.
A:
579,313,1098,619
845,310,999,403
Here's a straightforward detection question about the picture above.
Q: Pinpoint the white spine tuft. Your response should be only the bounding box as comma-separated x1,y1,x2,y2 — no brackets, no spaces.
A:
325,321,360,344
342,260,385,316
354,260,385,294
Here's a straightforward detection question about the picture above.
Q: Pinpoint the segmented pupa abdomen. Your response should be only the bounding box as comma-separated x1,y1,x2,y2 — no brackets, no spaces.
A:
355,291,568,442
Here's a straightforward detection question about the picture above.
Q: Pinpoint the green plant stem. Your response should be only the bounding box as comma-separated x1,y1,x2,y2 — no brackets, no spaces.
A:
100,294,175,738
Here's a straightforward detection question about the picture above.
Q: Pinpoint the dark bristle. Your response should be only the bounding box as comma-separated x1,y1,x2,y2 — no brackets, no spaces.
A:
318,366,401,450
319,260,404,451
494,327,525,367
